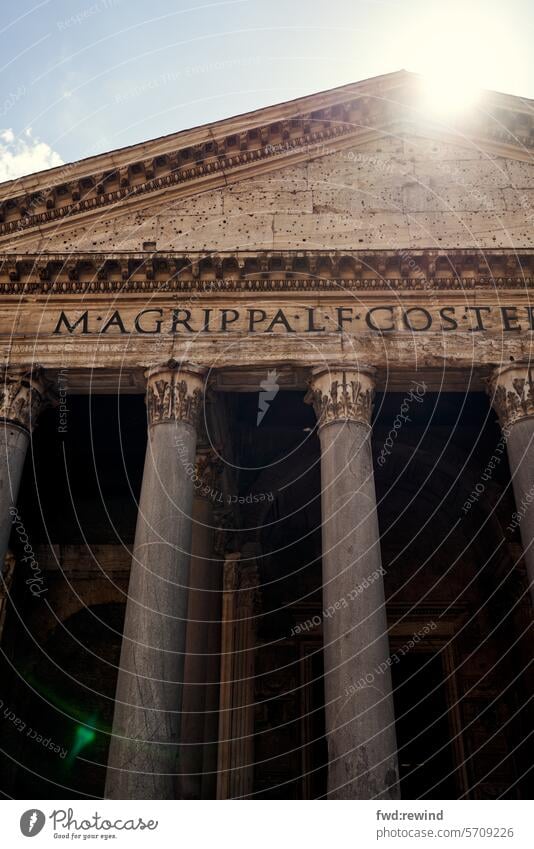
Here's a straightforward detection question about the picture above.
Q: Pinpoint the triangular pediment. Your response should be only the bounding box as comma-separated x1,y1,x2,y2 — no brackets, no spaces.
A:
1,70,534,253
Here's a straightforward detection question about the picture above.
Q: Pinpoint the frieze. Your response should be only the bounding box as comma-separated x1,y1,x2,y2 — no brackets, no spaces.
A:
49,303,534,337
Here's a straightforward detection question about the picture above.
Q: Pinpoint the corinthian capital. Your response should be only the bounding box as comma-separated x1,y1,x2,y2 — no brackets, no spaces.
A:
305,365,375,428
146,360,206,428
0,365,53,432
489,364,534,429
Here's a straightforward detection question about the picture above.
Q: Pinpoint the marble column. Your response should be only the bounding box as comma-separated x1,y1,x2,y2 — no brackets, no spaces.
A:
105,361,206,800
178,447,222,799
0,367,52,575
306,365,399,800
490,364,534,607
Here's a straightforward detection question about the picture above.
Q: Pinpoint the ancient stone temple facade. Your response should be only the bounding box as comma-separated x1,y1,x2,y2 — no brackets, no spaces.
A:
0,70,532,800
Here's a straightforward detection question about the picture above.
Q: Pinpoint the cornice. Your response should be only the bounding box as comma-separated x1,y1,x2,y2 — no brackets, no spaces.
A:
0,104,380,237
1,70,534,238
0,248,533,295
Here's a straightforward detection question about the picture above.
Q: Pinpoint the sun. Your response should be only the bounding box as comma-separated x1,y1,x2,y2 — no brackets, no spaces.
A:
418,70,481,119
389,1,525,120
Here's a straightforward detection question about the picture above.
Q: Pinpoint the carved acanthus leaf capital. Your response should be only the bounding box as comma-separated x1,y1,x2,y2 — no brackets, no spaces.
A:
305,365,375,427
0,366,54,431
146,361,206,427
489,365,534,429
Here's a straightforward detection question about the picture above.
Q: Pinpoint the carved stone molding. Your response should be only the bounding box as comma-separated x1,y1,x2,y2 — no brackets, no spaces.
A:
145,360,206,427
305,365,375,428
0,365,54,431
1,71,533,236
1,249,533,294
0,122,357,237
489,364,534,428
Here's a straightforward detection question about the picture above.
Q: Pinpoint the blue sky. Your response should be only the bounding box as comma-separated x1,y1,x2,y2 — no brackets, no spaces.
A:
0,0,532,180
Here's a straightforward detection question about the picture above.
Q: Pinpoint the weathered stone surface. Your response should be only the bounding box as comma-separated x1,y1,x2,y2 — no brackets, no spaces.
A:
502,418,534,609
179,489,220,799
0,72,533,802
105,363,206,799
0,368,53,571
490,364,534,609
6,133,534,254
309,367,399,799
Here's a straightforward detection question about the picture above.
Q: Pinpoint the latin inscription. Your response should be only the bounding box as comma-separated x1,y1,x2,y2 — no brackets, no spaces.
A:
52,305,534,335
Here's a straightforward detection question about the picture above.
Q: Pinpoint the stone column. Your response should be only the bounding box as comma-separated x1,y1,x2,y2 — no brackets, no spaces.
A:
178,447,222,799
0,367,52,575
490,364,534,608
216,553,258,799
105,361,206,800
306,365,399,799
0,551,15,643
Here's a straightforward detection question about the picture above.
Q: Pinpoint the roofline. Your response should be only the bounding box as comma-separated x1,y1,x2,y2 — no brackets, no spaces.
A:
4,69,534,195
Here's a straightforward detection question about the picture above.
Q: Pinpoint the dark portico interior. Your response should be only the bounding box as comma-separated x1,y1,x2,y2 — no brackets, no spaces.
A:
0,386,532,799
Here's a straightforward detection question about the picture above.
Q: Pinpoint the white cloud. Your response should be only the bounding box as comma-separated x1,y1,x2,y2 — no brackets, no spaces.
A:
0,128,63,182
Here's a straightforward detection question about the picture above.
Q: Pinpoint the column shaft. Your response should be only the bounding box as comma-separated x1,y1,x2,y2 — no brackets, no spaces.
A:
0,425,29,567
0,367,52,578
307,366,399,800
506,423,534,605
491,365,534,607
179,486,221,799
105,363,205,799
